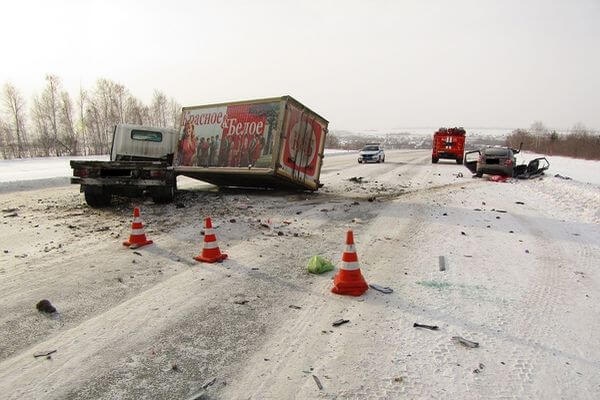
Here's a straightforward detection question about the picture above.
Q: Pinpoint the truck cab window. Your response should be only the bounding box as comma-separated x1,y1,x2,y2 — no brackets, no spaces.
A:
131,130,163,142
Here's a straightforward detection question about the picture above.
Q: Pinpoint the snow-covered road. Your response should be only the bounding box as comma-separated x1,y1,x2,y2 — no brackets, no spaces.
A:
0,150,598,399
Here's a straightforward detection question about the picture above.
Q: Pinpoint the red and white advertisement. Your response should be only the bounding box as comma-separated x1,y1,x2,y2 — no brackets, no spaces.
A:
279,104,324,180
176,101,280,168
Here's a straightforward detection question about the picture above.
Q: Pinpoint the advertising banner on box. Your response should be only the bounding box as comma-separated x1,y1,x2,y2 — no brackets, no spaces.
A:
176,101,281,168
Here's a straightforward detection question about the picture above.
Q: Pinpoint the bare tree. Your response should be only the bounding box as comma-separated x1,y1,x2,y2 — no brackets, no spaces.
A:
150,90,168,127
168,97,181,129
59,91,78,155
39,75,62,155
124,95,148,126
2,83,28,158
85,79,122,154
31,95,53,156
77,87,88,155
0,117,10,158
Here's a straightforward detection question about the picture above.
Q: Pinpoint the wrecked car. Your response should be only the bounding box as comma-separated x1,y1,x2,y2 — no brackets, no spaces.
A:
464,144,549,179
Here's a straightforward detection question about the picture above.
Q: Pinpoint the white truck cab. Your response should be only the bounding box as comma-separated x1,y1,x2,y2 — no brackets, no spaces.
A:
110,124,179,162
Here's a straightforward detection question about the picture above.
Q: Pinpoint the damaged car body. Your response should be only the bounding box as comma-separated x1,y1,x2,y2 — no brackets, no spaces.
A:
464,144,549,179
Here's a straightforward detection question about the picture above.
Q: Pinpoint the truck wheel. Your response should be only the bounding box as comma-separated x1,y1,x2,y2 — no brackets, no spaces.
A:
456,158,463,165
152,186,175,204
84,188,111,208
432,156,439,164
475,171,483,178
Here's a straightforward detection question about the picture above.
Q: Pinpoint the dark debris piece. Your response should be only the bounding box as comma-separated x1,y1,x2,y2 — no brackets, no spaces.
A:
413,323,439,330
312,375,323,390
452,336,479,348
332,319,349,327
33,349,57,358
36,299,56,314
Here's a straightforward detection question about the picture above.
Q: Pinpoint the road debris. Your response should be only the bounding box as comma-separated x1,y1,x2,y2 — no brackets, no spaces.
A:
312,374,323,390
413,323,439,330
349,176,364,183
452,336,479,348
233,300,249,305
554,174,572,180
36,299,56,314
369,283,393,294
289,305,302,310
33,349,57,358
438,256,446,271
332,319,349,327
307,255,334,274
202,377,217,389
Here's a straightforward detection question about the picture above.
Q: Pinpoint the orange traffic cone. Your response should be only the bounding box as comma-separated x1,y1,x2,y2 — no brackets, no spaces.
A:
331,230,368,296
194,217,228,263
123,207,153,249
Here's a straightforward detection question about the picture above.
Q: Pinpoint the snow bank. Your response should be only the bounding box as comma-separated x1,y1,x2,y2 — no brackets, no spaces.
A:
517,151,600,186
0,155,108,183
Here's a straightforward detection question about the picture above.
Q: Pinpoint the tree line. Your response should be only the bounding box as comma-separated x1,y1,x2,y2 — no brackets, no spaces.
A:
507,121,600,160
0,75,181,159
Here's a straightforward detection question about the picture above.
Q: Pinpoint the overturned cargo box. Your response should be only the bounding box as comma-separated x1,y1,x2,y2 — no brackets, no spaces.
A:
174,96,328,190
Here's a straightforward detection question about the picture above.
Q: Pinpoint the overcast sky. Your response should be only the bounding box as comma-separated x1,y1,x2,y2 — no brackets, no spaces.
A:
1,0,598,132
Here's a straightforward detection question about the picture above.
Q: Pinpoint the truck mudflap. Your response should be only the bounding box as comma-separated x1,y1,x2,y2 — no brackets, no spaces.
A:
513,157,550,179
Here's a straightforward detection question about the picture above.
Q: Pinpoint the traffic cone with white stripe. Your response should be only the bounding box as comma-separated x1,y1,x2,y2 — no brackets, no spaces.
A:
194,217,228,263
331,229,368,296
123,207,153,249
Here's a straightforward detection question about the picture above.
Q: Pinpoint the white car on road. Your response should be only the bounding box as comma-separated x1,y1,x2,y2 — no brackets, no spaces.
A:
358,144,385,163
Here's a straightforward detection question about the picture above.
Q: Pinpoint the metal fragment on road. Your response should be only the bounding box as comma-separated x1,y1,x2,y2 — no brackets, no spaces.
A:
332,319,349,327
369,283,393,294
33,349,57,358
452,336,479,348
312,374,323,390
438,256,446,271
201,377,216,389
413,323,439,330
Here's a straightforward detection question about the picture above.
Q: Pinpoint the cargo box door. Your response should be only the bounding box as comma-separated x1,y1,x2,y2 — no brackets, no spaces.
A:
277,103,327,189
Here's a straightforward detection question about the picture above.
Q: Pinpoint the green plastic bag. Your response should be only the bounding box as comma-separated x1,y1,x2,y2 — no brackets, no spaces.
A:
307,255,334,274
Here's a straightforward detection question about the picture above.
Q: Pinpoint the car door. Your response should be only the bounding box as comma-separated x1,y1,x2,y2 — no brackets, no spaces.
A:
464,150,480,173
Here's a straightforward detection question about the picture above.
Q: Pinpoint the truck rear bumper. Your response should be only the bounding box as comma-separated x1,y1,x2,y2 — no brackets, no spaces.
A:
434,152,461,160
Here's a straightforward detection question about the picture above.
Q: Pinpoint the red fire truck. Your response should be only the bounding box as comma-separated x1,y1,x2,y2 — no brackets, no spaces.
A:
431,127,466,164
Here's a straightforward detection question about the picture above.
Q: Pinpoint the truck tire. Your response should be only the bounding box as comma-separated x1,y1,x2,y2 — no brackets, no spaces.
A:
456,158,463,165
151,185,175,204
84,188,111,208
432,156,439,164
